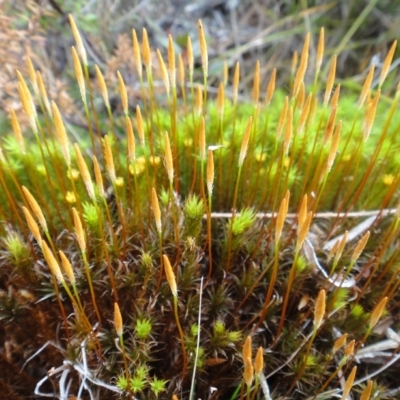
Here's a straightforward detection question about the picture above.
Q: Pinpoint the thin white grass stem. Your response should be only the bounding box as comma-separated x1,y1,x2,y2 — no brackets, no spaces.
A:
189,276,204,400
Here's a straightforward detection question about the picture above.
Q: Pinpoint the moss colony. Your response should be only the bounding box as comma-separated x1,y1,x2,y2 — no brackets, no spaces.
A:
1,16,400,400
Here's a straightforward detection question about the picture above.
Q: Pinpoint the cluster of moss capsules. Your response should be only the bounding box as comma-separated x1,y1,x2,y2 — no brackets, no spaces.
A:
1,16,400,400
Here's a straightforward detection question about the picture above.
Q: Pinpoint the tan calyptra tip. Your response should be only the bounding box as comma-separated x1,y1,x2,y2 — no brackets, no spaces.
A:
363,90,380,141
26,56,38,94
136,105,145,147
114,302,123,336
37,71,51,116
358,65,375,109
351,231,370,262
207,149,214,196
292,32,310,98
379,40,397,88
233,61,240,104
243,335,252,364
42,241,64,284
141,28,151,69
74,144,95,200
178,53,185,87
314,289,326,330
298,194,308,228
93,155,105,198
72,207,86,253
243,356,254,387
238,117,253,167
10,109,25,153
132,29,142,79
283,106,293,154
59,250,75,285
315,27,324,74
323,105,337,146
151,188,162,234
326,120,342,173
334,230,348,265
168,34,176,88
195,85,203,116
324,54,337,107
126,116,136,163
266,68,276,106
103,135,116,182
22,206,42,245
297,81,305,109
253,60,260,106
340,366,357,400
95,65,110,109
254,346,264,376
332,333,348,353
157,49,170,97
52,101,70,165
17,77,37,133
69,14,87,65
163,254,177,297
344,339,355,357
275,197,287,244
22,186,47,232
187,36,194,79
164,132,174,183
298,93,312,133
370,296,388,329
71,46,86,104
198,20,208,77
360,380,373,400
296,211,313,251
117,71,128,115
276,96,289,139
